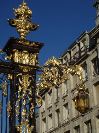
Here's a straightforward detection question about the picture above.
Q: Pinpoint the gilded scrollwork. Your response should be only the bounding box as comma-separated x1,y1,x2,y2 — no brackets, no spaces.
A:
22,51,29,64
45,56,61,66
13,49,19,63
18,74,31,91
37,56,89,113
37,57,63,91
13,49,37,67
17,120,34,133
2,80,7,96
29,53,37,66
30,103,34,118
8,2,39,39
7,101,12,117
16,72,34,121
37,57,88,92
16,99,20,117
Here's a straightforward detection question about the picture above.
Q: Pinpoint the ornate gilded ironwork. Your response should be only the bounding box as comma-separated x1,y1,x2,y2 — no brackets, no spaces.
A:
38,57,83,90
73,84,89,114
15,72,35,130
8,2,39,39
0,0,90,132
17,120,34,133
45,56,61,66
1,80,7,96
37,57,89,114
12,49,38,66
0,1,43,132
7,101,12,117
37,57,63,91
15,99,20,118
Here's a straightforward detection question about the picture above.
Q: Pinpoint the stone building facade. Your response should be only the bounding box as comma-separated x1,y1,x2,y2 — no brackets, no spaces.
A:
38,1,99,133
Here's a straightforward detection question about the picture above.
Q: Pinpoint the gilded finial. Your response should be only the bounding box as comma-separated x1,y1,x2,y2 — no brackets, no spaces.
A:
8,1,39,39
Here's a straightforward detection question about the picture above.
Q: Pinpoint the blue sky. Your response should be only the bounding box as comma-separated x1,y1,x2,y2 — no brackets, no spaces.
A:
0,0,96,65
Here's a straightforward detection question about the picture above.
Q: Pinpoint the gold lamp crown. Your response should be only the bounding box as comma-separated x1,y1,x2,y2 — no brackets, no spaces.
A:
8,1,39,39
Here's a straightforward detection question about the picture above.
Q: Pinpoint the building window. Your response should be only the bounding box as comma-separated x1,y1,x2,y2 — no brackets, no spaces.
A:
84,120,92,133
72,47,77,56
63,103,69,122
82,62,88,81
55,109,60,127
48,114,53,130
74,125,80,133
71,46,77,62
42,118,46,133
47,90,52,106
91,56,99,77
80,39,87,56
62,81,68,96
93,82,99,105
80,41,85,49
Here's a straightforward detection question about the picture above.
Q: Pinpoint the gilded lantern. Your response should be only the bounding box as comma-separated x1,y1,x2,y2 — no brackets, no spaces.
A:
73,88,89,114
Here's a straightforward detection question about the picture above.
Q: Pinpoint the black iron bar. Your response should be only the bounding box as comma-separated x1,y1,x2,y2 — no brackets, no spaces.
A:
9,73,15,133
6,84,8,133
1,91,3,133
32,72,37,133
0,91,2,133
